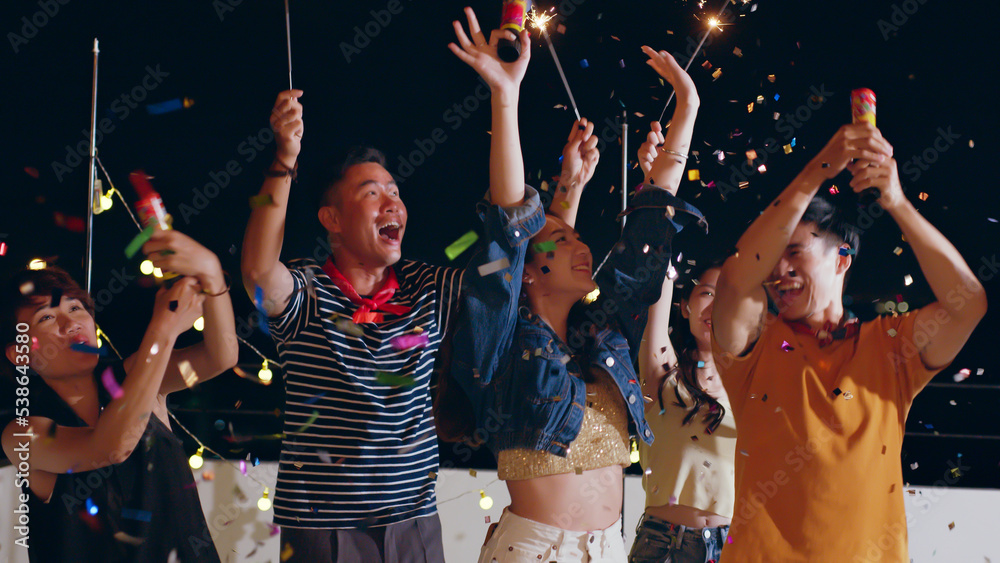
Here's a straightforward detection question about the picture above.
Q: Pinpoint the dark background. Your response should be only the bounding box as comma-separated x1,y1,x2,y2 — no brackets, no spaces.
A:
2,0,997,487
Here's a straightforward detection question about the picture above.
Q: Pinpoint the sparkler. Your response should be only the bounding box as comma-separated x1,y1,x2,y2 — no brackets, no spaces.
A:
528,8,581,121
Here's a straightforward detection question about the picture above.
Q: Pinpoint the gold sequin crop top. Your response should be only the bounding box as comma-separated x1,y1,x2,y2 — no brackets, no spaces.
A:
497,372,631,480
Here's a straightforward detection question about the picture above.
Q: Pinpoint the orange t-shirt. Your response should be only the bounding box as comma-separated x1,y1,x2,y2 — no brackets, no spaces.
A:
712,311,942,562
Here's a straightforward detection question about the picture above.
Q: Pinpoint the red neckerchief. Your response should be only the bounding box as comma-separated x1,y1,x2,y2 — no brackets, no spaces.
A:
322,260,411,324
785,314,860,348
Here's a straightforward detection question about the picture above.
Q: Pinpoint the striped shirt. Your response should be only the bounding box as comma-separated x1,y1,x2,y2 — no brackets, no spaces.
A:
269,258,464,529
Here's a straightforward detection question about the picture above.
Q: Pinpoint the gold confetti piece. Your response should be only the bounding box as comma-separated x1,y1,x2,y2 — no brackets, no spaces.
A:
783,144,793,154
747,102,754,113
249,194,274,209
574,467,583,475
179,360,199,388
688,170,700,181
281,542,295,561
767,74,776,83
918,192,929,201
746,149,758,161
738,181,749,189
711,68,722,80
428,471,437,479
893,246,903,255
701,60,712,69
469,469,477,477
733,47,742,57
950,467,961,478
560,200,570,209
948,522,955,530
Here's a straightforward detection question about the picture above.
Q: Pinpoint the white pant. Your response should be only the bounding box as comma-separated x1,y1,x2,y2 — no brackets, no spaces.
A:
479,508,627,562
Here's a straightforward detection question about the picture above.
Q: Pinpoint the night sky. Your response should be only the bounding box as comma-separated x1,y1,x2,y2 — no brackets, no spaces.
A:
2,0,998,486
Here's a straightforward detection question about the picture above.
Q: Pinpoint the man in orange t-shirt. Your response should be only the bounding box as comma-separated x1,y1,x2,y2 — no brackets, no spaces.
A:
711,123,987,562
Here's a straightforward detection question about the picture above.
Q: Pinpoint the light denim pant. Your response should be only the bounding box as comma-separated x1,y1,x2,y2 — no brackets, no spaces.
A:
479,507,627,562
627,513,729,563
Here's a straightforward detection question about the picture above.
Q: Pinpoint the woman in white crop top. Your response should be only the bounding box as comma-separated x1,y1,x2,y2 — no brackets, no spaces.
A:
629,261,737,563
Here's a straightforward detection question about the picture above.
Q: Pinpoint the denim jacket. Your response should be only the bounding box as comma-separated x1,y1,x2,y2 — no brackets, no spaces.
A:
452,185,707,457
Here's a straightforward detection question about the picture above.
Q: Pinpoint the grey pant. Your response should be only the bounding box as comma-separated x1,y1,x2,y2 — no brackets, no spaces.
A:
281,514,445,563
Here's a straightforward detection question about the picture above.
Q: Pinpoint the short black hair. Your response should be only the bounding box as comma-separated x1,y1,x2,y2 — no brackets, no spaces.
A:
1,267,95,348
319,146,388,208
801,195,861,258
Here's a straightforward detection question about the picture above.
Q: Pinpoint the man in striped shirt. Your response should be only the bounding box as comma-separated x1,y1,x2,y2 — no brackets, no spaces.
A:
240,9,536,562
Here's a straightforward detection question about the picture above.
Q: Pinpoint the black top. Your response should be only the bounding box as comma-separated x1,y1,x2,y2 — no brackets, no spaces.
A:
19,361,221,563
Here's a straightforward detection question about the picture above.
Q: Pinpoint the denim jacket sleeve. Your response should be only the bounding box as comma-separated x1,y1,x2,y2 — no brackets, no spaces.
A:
588,186,708,360
450,186,546,402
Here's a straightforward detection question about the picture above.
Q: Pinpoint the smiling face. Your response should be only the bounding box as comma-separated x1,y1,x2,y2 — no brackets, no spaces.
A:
682,267,720,350
7,296,99,379
764,222,851,322
319,162,407,269
523,215,596,304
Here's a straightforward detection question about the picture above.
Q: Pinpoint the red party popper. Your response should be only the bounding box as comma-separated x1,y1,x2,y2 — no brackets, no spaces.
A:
851,89,880,200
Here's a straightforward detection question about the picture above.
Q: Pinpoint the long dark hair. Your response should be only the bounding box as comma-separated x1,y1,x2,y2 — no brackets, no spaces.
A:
657,260,726,434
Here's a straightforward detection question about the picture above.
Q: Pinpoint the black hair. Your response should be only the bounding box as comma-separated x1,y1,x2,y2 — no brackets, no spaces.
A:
657,258,727,434
801,195,861,258
319,145,388,208
1,267,95,348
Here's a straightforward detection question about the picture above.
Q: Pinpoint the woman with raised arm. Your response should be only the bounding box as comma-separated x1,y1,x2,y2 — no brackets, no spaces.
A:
448,48,706,562
1,228,237,562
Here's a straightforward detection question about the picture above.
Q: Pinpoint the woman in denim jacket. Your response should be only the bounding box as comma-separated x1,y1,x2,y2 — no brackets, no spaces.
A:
448,49,706,562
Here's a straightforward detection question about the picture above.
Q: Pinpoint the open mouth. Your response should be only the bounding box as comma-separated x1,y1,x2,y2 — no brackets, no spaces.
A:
775,281,804,303
571,264,591,274
378,221,401,243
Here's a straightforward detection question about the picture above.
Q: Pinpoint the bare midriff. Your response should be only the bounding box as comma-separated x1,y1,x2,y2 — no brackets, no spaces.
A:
506,465,623,531
644,502,731,529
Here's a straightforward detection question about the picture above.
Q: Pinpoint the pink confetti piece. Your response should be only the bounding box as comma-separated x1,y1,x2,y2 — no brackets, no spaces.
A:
101,367,124,400
239,460,247,475
780,341,794,352
390,333,429,351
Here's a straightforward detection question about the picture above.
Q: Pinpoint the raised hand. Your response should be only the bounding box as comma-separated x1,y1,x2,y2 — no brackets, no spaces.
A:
848,153,904,212
642,47,697,104
270,89,304,169
810,122,893,180
638,121,665,175
149,276,205,339
142,229,226,295
448,7,530,99
559,118,599,190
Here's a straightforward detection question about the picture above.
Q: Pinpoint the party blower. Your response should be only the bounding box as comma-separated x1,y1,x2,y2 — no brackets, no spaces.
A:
851,88,881,201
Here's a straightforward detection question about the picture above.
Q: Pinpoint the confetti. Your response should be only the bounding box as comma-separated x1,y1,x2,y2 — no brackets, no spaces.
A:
688,170,700,181
375,371,417,387
281,543,295,561
124,225,156,259
711,68,722,80
469,469,478,477
533,240,557,253
71,342,108,356
579,59,589,68
904,274,913,286
101,366,124,400
122,508,152,522
295,410,320,433
179,360,199,388
253,286,270,335
333,318,365,337
304,392,326,405
114,532,146,546
445,230,479,260
477,257,511,277
780,341,794,352
249,194,274,209
390,333,429,351
948,522,955,530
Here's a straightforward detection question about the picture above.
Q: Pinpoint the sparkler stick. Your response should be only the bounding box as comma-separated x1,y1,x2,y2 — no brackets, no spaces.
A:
529,10,581,121
657,0,731,123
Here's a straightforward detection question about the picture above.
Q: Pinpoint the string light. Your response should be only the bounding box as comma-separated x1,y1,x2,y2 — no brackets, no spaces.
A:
189,446,205,469
478,490,494,510
28,258,47,270
99,189,114,212
258,360,273,382
193,316,205,332
629,438,641,464
257,488,272,511
140,260,154,276
153,267,164,278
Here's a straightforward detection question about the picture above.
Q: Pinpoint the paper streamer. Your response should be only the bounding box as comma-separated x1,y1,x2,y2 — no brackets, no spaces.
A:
477,257,510,277
445,230,479,260
124,225,156,259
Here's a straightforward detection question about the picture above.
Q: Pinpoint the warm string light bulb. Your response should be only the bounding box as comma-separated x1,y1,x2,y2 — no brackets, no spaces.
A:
140,260,154,276
28,258,47,270
582,286,601,305
153,267,164,279
258,488,272,511
629,438,640,464
258,360,272,382
193,317,205,332
478,490,494,510
99,190,114,212
189,446,205,469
